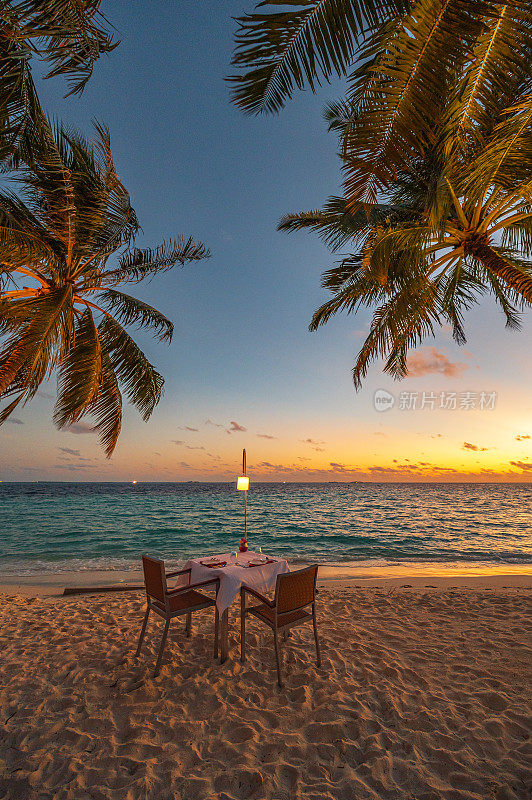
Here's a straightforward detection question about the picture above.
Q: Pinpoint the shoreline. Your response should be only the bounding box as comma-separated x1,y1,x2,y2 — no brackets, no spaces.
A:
1,559,530,597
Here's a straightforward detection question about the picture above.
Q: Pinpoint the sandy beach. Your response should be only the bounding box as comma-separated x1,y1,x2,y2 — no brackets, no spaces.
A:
1,576,531,800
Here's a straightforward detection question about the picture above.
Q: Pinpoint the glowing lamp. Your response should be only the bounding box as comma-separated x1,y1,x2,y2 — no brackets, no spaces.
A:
237,449,249,552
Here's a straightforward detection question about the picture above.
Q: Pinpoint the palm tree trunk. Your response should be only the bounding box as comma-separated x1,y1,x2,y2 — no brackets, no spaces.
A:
471,241,532,303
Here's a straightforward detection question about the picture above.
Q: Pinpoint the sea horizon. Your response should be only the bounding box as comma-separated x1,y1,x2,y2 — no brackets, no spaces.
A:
2,479,532,485
2,482,530,578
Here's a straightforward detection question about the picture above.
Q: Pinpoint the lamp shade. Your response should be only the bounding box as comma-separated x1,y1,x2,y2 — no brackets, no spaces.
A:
237,476,249,491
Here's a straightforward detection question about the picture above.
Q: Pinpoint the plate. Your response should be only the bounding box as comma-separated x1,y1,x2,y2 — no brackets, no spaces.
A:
201,559,226,568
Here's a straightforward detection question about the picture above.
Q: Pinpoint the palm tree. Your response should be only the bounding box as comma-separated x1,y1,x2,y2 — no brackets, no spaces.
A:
0,122,209,455
1,1,117,161
279,106,532,386
229,1,532,204
231,0,532,386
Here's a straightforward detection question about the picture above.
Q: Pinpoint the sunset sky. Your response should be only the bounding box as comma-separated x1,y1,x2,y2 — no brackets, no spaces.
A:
1,0,531,483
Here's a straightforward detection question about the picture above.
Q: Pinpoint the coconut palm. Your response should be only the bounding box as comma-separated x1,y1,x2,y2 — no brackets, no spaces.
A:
232,0,532,386
0,122,208,455
279,100,532,386
229,1,532,204
1,0,117,161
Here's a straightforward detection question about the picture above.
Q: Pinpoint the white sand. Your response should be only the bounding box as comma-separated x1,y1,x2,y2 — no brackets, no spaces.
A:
0,583,531,799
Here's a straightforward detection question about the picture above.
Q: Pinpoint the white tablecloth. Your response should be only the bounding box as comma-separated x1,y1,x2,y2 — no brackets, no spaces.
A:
177,551,289,612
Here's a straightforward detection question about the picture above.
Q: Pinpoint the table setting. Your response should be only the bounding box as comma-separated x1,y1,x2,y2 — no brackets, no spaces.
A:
172,549,289,662
171,449,290,661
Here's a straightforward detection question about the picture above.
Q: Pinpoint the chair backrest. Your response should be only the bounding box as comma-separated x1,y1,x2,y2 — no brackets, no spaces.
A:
275,565,318,614
142,555,167,603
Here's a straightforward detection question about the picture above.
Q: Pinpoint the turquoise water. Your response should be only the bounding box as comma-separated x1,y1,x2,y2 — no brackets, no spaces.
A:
0,482,530,575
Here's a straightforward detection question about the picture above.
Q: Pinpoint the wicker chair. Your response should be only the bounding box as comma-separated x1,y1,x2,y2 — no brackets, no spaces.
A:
240,565,320,687
136,555,220,676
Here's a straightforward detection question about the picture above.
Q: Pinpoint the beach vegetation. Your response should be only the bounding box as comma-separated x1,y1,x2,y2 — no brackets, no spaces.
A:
0,122,209,455
279,113,532,386
229,0,532,385
0,0,117,163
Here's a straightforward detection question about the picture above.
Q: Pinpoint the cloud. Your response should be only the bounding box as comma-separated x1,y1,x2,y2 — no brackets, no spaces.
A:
431,433,443,439
257,433,277,440
54,463,94,471
58,447,81,456
329,462,348,472
300,437,326,451
205,419,224,428
5,418,24,425
36,391,54,400
258,461,296,473
64,422,94,434
227,421,247,433
186,445,205,451
171,440,184,445
407,347,468,378
515,434,530,442
178,426,199,432
510,460,532,471
462,442,488,452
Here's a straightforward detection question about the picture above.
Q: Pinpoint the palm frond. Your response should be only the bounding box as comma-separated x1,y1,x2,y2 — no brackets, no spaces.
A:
448,4,532,152
0,285,72,396
310,255,391,328
0,391,24,425
481,269,525,330
98,316,164,422
352,274,440,386
87,351,121,457
278,196,406,250
459,94,532,198
501,216,532,259
10,0,118,97
468,242,532,303
228,0,406,114
101,237,210,285
96,290,174,342
342,0,488,203
53,309,102,429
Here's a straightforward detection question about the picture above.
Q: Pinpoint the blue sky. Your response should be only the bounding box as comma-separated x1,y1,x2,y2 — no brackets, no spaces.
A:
1,1,531,482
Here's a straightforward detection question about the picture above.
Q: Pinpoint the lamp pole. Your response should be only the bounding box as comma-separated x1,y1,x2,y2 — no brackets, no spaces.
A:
237,450,249,552
243,448,247,546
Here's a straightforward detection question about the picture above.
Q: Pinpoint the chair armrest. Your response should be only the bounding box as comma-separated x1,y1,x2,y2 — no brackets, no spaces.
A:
167,577,220,595
166,567,191,578
240,585,275,607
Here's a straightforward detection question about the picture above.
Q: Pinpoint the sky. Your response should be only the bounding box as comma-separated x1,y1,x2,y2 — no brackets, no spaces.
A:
1,0,531,483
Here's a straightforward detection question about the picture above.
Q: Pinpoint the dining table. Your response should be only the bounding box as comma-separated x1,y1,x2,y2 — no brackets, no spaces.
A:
175,550,290,662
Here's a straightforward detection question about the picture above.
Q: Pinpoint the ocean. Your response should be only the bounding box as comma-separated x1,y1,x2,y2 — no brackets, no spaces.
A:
0,482,531,577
